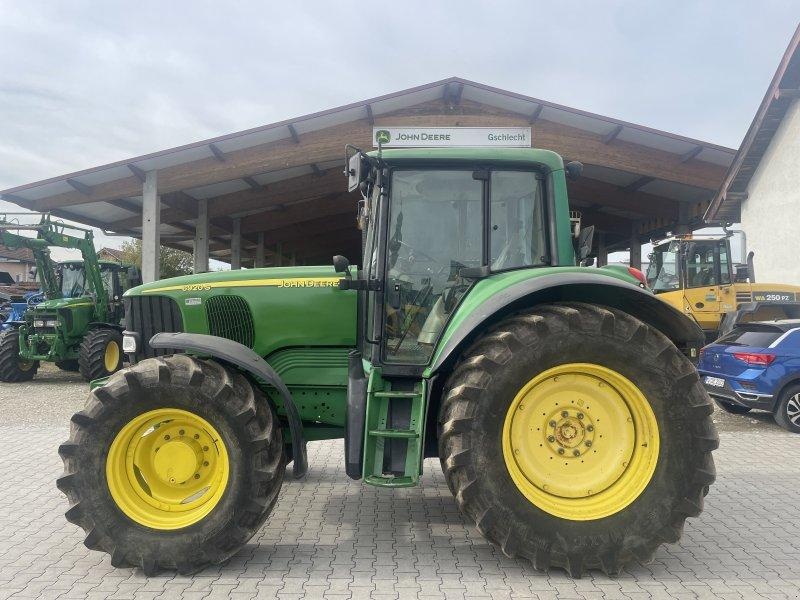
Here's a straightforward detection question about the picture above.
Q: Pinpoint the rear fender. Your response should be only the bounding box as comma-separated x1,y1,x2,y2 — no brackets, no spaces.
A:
428,273,704,375
149,332,308,479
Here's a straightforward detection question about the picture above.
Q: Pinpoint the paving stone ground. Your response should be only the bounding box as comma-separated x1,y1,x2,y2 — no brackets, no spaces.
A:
0,364,799,599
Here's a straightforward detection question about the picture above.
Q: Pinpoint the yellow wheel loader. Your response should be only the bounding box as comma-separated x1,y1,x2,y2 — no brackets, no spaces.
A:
646,234,800,343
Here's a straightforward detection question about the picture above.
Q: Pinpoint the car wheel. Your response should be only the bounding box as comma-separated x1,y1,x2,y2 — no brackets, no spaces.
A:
774,385,800,433
714,399,751,415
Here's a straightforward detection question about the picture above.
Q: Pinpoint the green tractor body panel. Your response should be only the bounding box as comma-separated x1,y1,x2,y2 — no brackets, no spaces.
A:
20,296,97,361
425,265,642,376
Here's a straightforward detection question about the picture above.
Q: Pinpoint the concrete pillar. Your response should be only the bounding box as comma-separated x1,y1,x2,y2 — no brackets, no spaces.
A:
255,232,266,268
629,226,642,270
597,232,608,267
231,218,242,270
275,242,283,267
141,170,160,282
193,198,209,273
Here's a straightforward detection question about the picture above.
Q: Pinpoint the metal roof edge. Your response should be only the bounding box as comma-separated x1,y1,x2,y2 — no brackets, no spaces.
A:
2,76,736,197
705,23,800,223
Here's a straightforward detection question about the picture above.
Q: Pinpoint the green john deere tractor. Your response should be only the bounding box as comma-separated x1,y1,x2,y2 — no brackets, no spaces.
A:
58,147,717,577
0,214,140,381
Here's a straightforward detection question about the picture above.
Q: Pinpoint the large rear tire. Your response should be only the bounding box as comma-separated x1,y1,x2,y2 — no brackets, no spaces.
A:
438,302,717,577
57,355,285,575
0,329,38,382
78,328,123,381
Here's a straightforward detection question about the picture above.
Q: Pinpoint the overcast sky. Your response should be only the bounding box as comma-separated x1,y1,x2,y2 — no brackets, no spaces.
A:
1,1,798,259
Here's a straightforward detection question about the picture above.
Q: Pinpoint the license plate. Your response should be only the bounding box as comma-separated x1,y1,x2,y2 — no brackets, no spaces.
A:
705,376,725,388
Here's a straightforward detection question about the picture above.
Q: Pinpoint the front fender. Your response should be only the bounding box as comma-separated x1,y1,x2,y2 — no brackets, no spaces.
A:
427,272,704,375
149,332,308,479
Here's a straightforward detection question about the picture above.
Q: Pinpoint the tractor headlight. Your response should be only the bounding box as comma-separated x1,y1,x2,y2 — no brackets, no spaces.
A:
122,333,137,353
34,319,59,328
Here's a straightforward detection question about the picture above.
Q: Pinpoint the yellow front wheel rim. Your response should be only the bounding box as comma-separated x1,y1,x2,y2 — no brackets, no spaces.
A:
104,341,120,372
502,363,659,521
106,408,229,530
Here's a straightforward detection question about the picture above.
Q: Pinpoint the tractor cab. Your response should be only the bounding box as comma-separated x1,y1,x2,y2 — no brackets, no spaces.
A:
342,146,577,370
55,260,135,323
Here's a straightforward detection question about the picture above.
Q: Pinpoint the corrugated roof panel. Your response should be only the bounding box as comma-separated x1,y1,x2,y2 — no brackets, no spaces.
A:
61,202,134,222
617,127,696,155
462,85,538,117
698,146,734,167
253,165,311,185
292,105,365,135
133,145,214,172
640,178,711,203
580,164,641,186
185,180,250,199
370,86,444,116
543,107,615,135
71,165,134,187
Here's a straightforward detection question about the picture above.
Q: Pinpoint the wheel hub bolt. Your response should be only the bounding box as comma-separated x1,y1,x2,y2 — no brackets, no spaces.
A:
587,425,594,432
558,447,565,455
194,474,200,479
573,449,580,456
561,411,569,418
585,440,592,447
577,413,584,420
164,435,170,440
549,420,557,427
179,429,185,435
194,434,200,439
547,435,555,442
203,446,209,452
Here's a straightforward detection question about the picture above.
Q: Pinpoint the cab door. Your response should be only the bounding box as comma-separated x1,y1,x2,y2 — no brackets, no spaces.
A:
682,241,725,332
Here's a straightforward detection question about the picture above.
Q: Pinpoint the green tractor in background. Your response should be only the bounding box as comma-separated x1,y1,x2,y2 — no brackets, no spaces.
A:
58,148,717,577
0,214,140,381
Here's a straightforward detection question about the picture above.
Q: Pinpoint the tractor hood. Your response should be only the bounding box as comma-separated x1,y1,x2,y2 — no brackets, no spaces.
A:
126,265,342,296
30,296,95,312
123,265,357,359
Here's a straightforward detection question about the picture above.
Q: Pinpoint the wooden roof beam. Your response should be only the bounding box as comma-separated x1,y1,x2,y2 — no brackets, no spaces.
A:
622,176,656,192
209,143,226,162
365,103,374,126
242,176,261,190
287,123,300,144
66,178,92,196
602,125,623,144
444,82,464,107
775,88,800,100
529,104,544,123
127,164,146,182
680,145,703,163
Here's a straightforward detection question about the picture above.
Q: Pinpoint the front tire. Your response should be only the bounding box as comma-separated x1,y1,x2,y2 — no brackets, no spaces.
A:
0,329,38,382
438,302,717,577
57,355,285,575
78,328,123,381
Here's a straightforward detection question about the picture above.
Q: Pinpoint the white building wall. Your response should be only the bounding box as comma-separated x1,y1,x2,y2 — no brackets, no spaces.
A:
739,98,800,284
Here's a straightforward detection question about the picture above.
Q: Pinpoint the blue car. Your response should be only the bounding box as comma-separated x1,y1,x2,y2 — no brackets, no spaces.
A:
698,319,800,432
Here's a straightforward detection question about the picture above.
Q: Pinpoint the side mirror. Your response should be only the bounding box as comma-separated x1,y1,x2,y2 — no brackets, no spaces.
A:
345,149,365,193
577,225,595,261
127,266,142,287
332,255,351,277
565,161,584,181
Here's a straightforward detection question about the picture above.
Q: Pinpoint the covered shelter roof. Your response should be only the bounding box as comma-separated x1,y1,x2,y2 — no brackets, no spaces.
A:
705,25,800,223
1,77,735,266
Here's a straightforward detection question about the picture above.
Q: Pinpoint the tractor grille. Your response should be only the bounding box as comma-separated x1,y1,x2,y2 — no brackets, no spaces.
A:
205,295,255,348
736,291,752,305
124,295,183,359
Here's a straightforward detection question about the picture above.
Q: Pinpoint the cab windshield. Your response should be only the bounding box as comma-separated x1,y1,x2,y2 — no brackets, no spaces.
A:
383,168,546,364
646,242,680,292
59,263,116,298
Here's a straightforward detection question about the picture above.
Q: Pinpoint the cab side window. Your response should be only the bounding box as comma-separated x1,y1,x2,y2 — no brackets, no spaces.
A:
685,244,718,288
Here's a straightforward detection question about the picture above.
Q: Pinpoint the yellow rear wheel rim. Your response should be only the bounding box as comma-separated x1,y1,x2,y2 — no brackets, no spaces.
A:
106,408,229,530
502,363,659,521
104,340,120,372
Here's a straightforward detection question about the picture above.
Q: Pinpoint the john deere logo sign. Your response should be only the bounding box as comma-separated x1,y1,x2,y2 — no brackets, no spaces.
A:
372,126,531,148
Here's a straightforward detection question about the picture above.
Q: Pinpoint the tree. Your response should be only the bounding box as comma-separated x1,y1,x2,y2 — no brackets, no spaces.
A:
119,239,193,279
